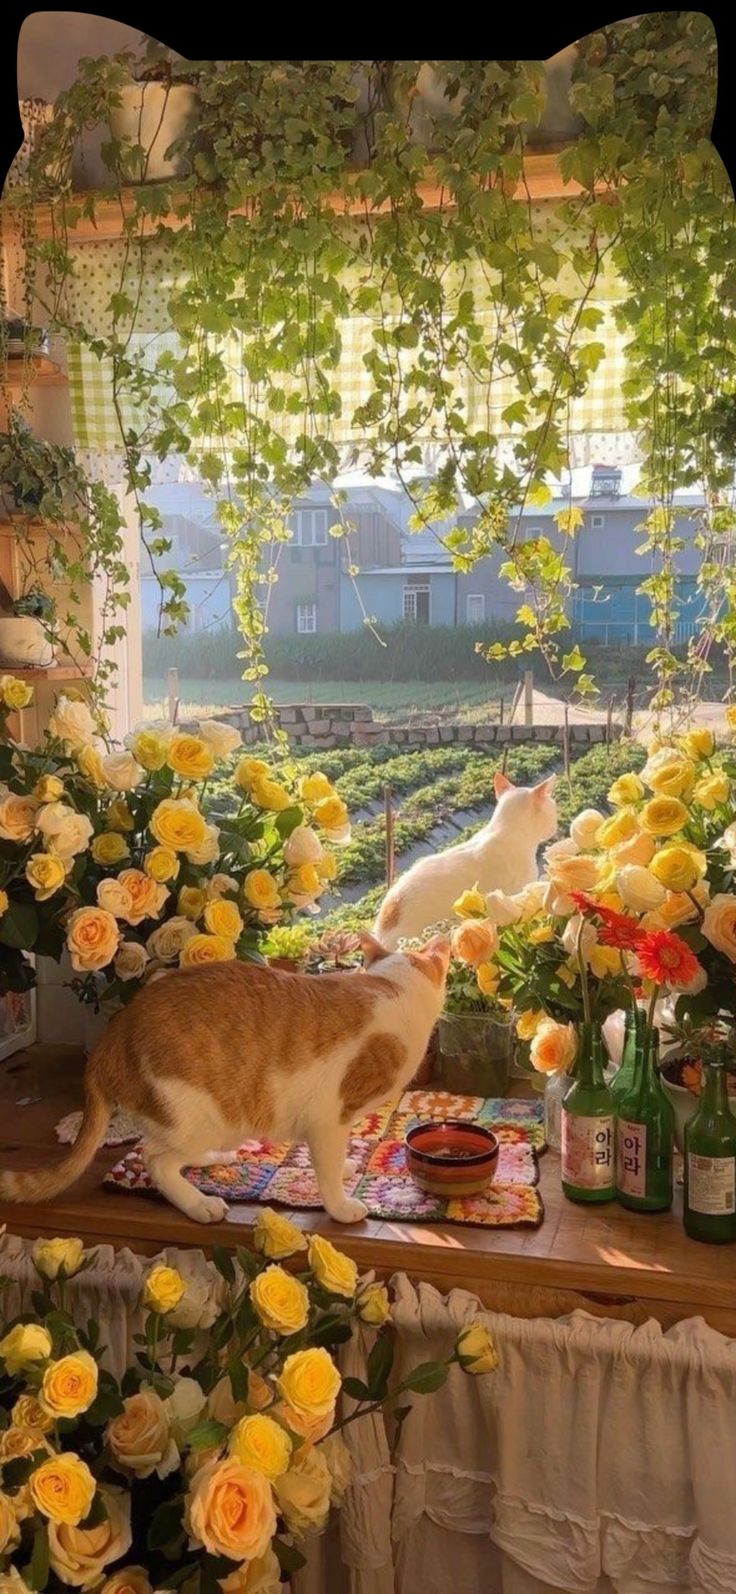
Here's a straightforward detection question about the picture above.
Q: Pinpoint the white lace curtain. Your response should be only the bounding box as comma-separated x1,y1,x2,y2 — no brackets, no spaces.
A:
2,1234,735,1594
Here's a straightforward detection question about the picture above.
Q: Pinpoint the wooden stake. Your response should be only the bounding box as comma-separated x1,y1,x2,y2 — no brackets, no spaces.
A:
625,676,636,737
523,668,534,727
499,696,505,726
606,697,614,747
167,667,180,726
508,679,523,726
563,704,571,785
384,784,395,889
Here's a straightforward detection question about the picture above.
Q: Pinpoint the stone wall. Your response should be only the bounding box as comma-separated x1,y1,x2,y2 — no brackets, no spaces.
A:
211,702,621,750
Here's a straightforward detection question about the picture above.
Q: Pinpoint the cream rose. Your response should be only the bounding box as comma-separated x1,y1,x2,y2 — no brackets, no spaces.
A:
529,1018,578,1075
0,790,39,843
283,824,324,867
185,1457,276,1562
321,1432,353,1504
702,894,736,963
48,1486,131,1589
66,907,120,972
32,1236,86,1280
166,1265,222,1331
103,751,145,792
99,1569,153,1594
106,1389,178,1480
197,719,242,758
609,830,656,869
274,1445,332,1537
147,916,197,963
164,1376,207,1447
36,802,93,860
97,878,135,920
483,889,523,927
616,865,666,913
114,942,150,982
217,1549,281,1594
570,809,606,850
49,696,96,750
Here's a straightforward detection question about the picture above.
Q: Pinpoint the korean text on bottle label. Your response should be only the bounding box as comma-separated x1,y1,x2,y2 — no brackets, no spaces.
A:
561,1113,614,1189
616,1119,647,1198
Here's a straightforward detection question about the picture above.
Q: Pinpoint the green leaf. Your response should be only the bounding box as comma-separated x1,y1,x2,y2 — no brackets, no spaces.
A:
227,1354,250,1404
274,805,305,840
186,1418,229,1450
148,1497,185,1552
341,1375,371,1402
79,1491,108,1530
402,1360,449,1395
212,1244,236,1285
274,1536,308,1574
28,1523,50,1592
0,903,39,951
367,1331,395,1400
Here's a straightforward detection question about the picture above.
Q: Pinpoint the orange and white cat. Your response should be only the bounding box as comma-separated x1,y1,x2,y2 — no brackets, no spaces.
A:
0,933,450,1226
375,771,557,949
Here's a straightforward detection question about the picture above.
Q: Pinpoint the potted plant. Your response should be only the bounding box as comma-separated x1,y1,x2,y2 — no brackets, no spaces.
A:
658,1021,736,1150
263,921,318,972
108,45,200,183
0,417,72,519
0,588,55,668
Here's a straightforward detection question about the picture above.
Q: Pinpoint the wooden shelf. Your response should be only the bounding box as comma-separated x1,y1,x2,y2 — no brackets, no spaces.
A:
1,155,614,245
0,664,88,681
3,356,67,389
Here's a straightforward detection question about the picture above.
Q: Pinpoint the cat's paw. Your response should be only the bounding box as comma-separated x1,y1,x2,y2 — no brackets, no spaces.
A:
200,1149,239,1167
191,1194,229,1224
343,1156,359,1178
326,1195,369,1225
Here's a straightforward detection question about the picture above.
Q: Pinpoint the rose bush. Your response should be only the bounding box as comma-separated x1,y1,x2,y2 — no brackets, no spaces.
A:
0,1229,493,1587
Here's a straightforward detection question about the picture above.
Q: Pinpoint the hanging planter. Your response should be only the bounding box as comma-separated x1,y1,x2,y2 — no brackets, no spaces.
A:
0,590,55,669
109,68,200,183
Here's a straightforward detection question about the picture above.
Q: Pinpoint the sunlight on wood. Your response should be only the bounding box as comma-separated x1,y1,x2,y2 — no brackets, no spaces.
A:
596,1245,671,1274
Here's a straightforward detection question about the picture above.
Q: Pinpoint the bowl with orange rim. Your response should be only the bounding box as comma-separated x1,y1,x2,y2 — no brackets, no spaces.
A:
405,1119,499,1197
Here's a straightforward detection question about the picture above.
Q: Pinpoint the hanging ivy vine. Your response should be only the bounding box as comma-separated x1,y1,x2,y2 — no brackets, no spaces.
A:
2,22,732,728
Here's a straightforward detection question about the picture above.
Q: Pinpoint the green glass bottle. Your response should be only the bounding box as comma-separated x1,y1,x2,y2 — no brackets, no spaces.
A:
684,1051,736,1244
610,1006,646,1108
615,1027,674,1212
561,1022,615,1203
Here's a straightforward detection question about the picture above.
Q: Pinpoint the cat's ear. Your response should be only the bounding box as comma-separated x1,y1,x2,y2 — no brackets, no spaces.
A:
533,775,557,802
420,934,452,979
357,931,390,966
494,772,514,799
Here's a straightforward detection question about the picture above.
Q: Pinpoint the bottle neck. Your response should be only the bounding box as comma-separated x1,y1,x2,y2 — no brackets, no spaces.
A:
577,1022,606,1088
700,1062,729,1116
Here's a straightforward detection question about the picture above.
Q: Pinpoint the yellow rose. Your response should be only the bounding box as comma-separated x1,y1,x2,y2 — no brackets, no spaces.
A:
0,889,8,917
25,852,66,901
249,777,293,813
607,772,645,806
228,1414,292,1480
217,1549,282,1594
11,1394,54,1435
0,1322,52,1375
30,1454,96,1526
456,1320,499,1374
702,894,736,962
528,922,555,945
609,829,656,868
276,1347,341,1421
204,898,244,941
76,743,107,790
681,728,716,761
317,852,339,882
143,1264,185,1314
91,831,130,866
649,842,706,894
106,1390,176,1480
0,1489,20,1555
313,794,350,840
32,1236,85,1281
99,1568,153,1594
286,862,322,904
167,734,215,782
144,846,180,883
48,1485,131,1587
250,1265,309,1334
640,796,689,837
66,906,120,972
274,1445,331,1538
180,934,237,968
615,864,666,913
34,774,64,803
693,772,730,811
149,798,208,853
243,870,282,913
547,853,601,892
0,674,34,711
516,1009,544,1041
476,961,499,997
596,809,640,851
452,885,487,920
128,730,169,774
271,1400,333,1446
235,757,270,792
106,797,135,833
451,919,497,966
116,868,167,926
589,944,622,978
253,1207,308,1261
726,705,736,733
355,1281,391,1326
178,885,207,921
0,792,38,843
186,1456,276,1561
40,1351,99,1420
646,755,695,800
298,772,334,803
648,881,709,930
529,1017,577,1075
307,1235,357,1299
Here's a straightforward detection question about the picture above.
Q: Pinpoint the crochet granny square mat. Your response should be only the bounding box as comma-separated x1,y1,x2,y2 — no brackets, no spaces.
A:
58,1093,545,1229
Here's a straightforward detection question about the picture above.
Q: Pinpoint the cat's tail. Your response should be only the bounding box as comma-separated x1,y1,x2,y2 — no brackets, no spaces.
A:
0,1034,115,1204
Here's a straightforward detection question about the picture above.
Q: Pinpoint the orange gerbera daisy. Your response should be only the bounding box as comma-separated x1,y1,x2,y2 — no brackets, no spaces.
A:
636,929,700,989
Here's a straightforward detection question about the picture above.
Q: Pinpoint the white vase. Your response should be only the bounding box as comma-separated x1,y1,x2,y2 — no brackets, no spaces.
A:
0,616,54,668
109,83,199,182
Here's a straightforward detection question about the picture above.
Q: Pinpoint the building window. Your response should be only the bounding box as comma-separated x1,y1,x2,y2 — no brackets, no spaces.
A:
296,602,317,634
466,593,486,624
403,584,430,624
290,509,328,547
590,514,605,530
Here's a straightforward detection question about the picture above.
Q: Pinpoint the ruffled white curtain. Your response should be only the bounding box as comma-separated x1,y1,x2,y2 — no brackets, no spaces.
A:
2,1236,735,1594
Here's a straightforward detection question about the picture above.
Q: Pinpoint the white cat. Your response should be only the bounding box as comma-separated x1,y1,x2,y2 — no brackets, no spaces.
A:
374,772,557,949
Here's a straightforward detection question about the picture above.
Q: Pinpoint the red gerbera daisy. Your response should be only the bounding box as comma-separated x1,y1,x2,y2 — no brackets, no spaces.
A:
570,891,598,916
569,891,643,952
636,929,700,989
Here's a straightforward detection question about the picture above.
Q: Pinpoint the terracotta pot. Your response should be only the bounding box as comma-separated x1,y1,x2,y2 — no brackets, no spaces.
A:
267,956,303,972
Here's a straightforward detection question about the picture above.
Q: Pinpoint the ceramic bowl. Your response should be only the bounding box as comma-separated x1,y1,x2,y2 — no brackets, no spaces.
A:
405,1119,499,1197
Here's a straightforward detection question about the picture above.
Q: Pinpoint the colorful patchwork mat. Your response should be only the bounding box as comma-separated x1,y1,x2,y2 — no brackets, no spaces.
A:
91,1092,545,1229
